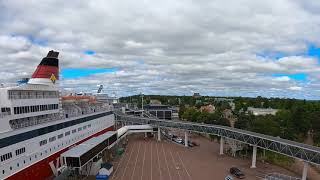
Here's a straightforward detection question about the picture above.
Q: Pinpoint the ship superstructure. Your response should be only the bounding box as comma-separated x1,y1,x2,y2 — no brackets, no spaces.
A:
0,51,115,180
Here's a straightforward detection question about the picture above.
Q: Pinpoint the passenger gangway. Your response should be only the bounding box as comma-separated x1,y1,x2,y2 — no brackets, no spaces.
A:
61,124,155,176
114,111,320,166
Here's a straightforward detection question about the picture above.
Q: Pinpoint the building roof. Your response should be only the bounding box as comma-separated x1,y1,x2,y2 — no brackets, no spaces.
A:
61,131,116,158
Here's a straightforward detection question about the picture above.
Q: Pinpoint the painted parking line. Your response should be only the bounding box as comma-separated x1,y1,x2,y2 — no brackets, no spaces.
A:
131,141,142,180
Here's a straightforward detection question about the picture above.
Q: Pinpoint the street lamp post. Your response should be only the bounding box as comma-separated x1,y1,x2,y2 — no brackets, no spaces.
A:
140,92,144,110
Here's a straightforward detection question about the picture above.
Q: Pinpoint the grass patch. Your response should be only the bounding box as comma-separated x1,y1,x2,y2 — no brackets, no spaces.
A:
263,150,294,168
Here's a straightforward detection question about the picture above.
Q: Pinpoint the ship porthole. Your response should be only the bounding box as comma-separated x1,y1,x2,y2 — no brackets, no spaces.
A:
2,170,4,174
9,167,12,170
23,160,25,164
17,163,19,167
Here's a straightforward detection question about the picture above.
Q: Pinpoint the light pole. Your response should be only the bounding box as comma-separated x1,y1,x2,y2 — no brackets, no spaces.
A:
140,92,144,110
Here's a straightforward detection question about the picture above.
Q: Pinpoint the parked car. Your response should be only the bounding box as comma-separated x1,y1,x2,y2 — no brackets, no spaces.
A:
230,167,245,179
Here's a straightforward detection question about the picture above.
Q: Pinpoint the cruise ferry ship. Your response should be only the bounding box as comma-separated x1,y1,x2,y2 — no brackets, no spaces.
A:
0,51,115,180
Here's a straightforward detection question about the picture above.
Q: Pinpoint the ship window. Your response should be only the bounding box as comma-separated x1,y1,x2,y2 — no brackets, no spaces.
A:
49,136,56,142
9,167,12,170
58,134,63,139
83,126,87,130
2,170,4,174
15,147,25,156
0,152,12,162
78,127,82,131
88,124,91,128
72,129,76,133
65,131,70,136
17,163,19,167
40,139,47,146
0,112,112,149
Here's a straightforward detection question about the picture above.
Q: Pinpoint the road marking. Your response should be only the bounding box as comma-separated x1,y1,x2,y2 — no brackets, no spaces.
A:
162,142,172,180
156,141,162,180
151,139,153,180
176,151,193,180
169,147,182,180
131,141,142,180
111,140,133,180
141,140,147,180
120,141,136,180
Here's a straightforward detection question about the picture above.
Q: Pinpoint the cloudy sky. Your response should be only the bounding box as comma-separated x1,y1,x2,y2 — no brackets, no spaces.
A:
1,0,320,99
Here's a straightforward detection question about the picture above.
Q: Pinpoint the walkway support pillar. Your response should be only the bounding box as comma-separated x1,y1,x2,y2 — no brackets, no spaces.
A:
220,137,224,155
184,131,188,147
157,126,161,141
302,161,308,180
251,145,257,168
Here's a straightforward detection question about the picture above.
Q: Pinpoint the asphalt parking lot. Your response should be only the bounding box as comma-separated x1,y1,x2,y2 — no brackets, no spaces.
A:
108,133,297,180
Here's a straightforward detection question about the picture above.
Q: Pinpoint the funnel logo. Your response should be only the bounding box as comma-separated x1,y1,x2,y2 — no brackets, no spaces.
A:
50,74,57,84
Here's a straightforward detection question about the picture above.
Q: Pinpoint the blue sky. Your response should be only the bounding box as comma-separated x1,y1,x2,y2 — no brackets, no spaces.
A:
272,73,308,81
84,50,96,55
61,68,118,79
307,45,320,60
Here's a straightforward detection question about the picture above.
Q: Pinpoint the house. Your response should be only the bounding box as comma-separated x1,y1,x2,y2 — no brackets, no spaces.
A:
223,109,233,119
193,92,201,98
200,104,216,113
229,102,235,111
247,107,278,116
214,98,234,103
150,99,162,105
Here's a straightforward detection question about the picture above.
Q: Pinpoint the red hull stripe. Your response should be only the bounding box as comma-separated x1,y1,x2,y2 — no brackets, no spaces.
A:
6,126,114,180
31,65,59,80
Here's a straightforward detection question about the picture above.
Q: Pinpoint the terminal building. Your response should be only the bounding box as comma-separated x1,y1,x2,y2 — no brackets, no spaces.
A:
143,104,179,120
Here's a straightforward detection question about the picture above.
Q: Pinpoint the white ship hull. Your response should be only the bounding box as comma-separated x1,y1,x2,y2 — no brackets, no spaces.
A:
0,111,114,180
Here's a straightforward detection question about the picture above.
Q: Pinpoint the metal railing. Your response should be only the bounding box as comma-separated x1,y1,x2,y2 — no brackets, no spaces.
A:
114,111,320,165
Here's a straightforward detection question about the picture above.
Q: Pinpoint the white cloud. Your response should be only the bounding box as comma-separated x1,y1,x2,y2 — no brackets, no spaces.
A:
0,0,320,99
274,76,291,82
289,86,303,91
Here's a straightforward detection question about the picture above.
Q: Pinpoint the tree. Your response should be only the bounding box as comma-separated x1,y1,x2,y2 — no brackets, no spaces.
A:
250,115,281,137
291,106,311,136
181,108,199,122
274,110,295,140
